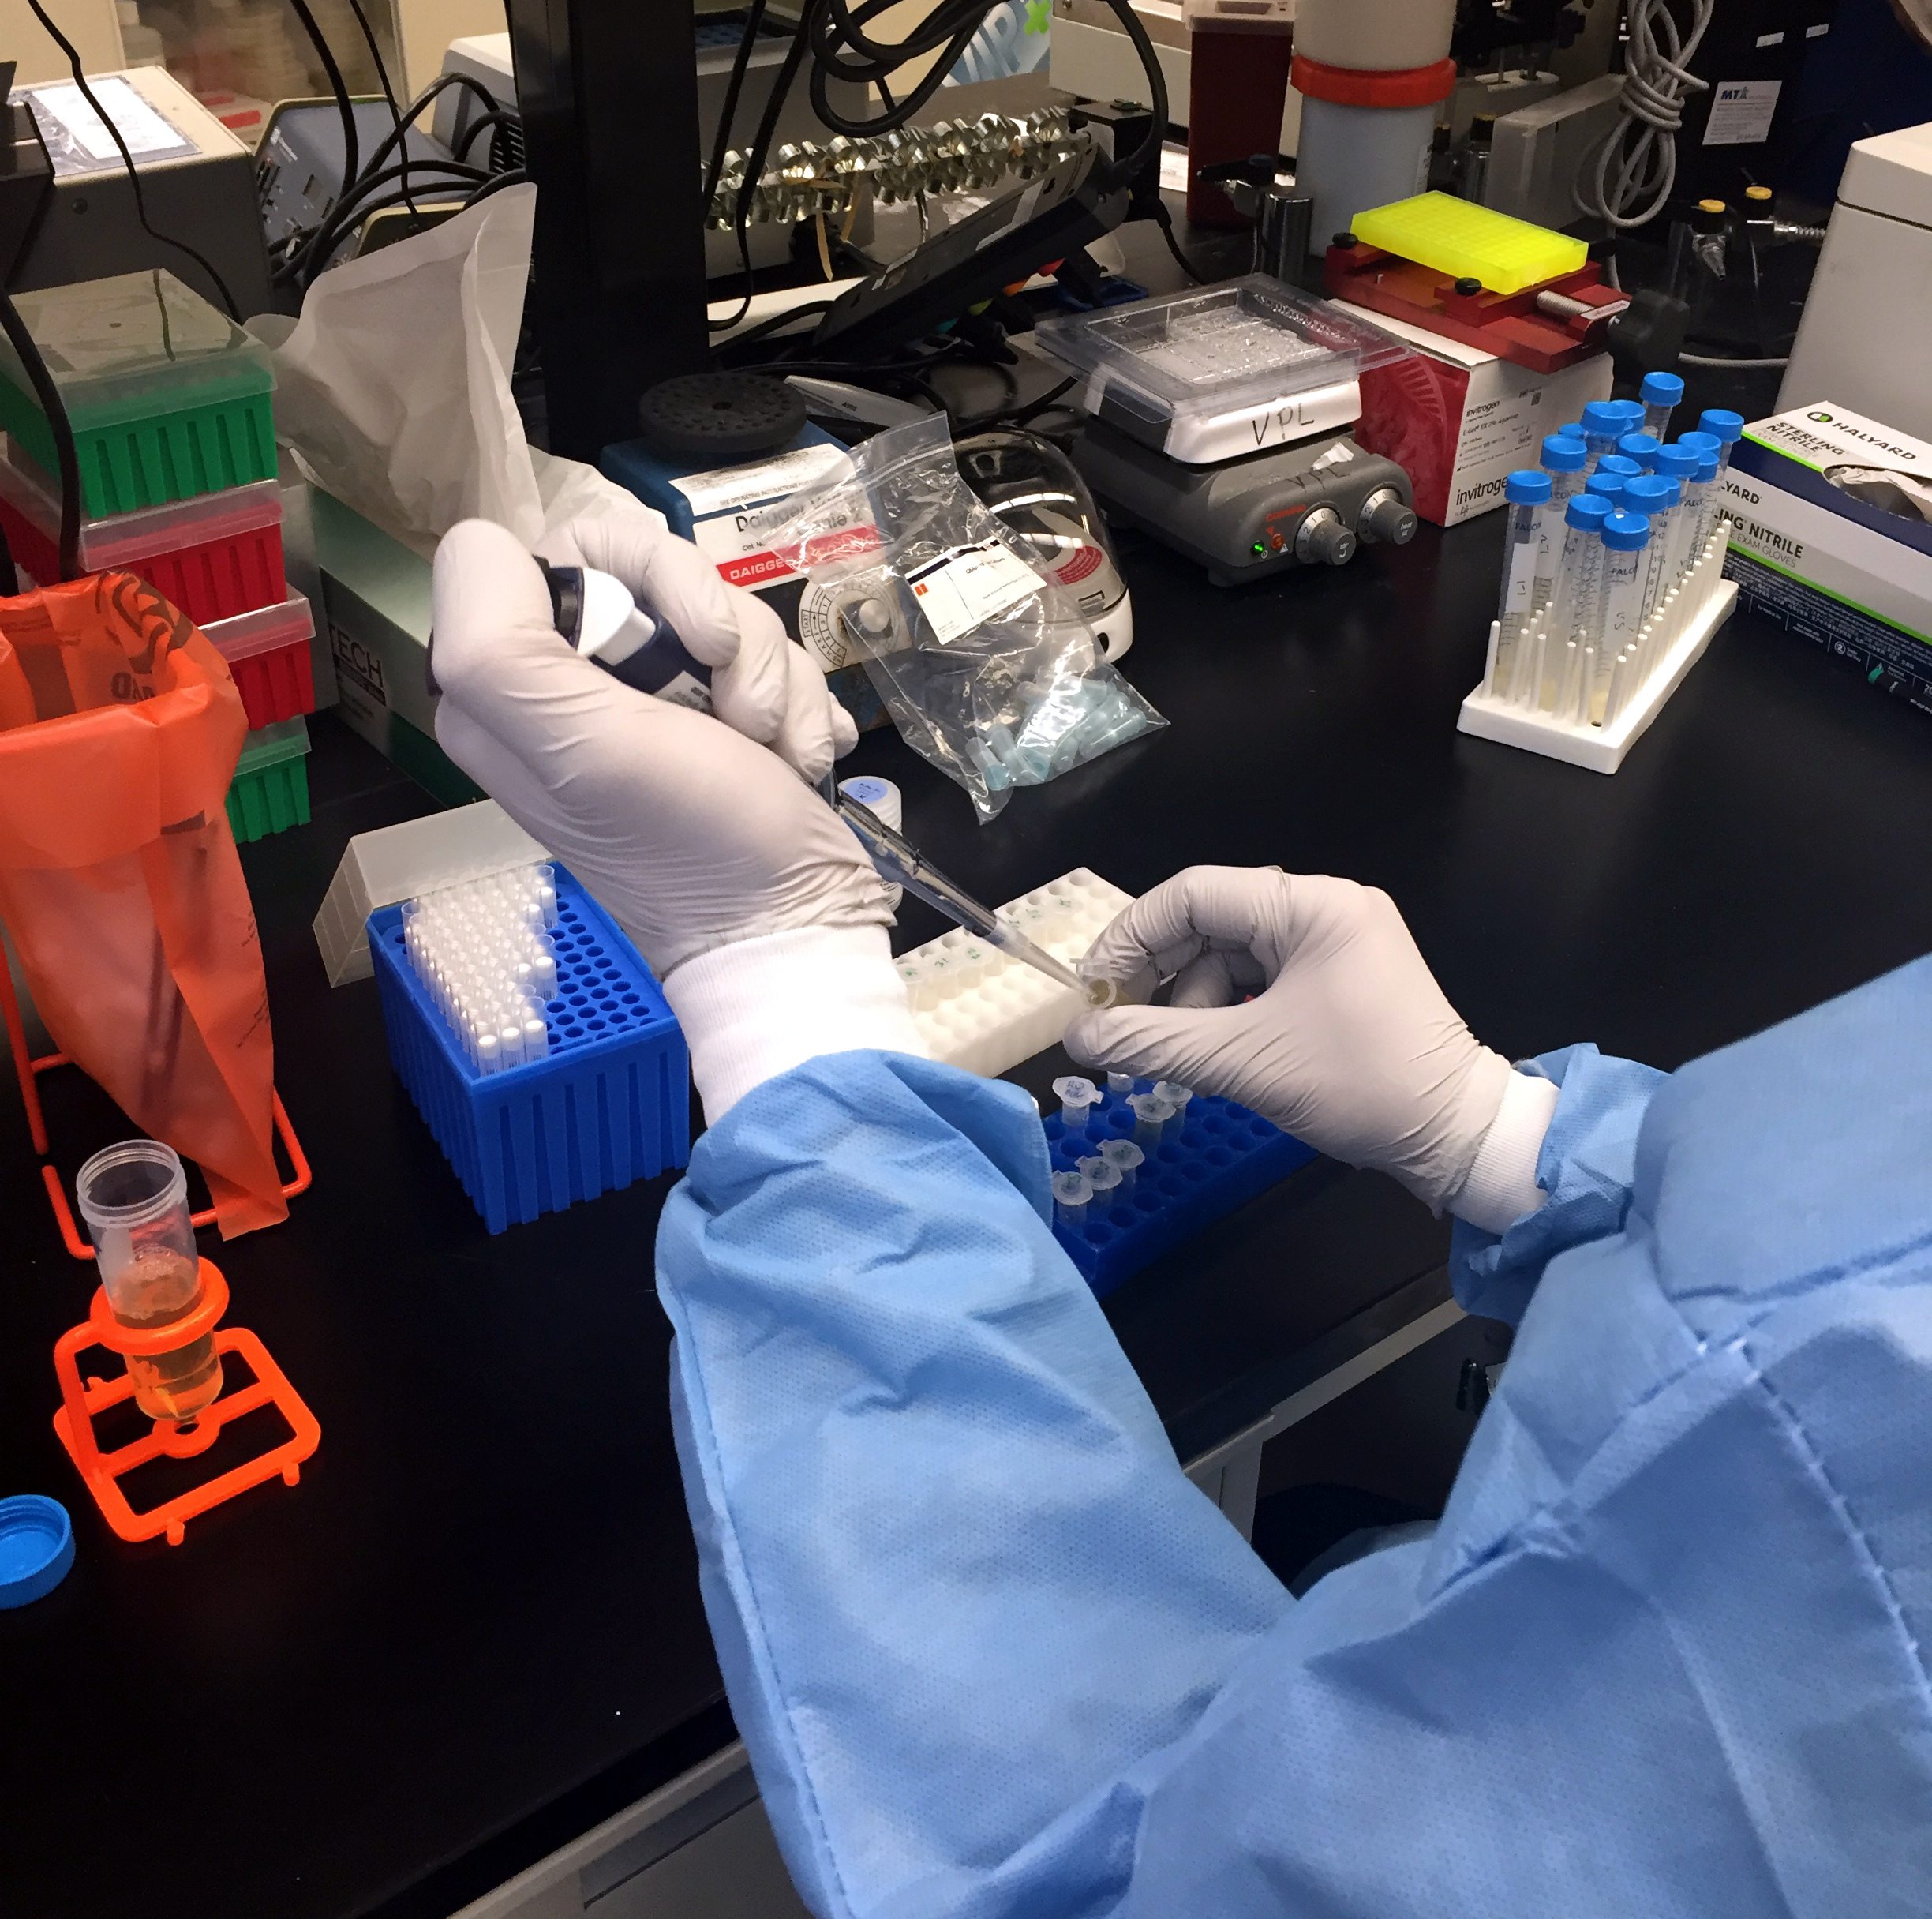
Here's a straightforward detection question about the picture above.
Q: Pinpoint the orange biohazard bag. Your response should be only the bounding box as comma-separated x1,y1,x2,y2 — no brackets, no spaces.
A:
0,572,286,1236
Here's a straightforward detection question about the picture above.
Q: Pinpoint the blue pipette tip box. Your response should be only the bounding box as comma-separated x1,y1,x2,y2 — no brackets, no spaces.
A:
369,869,691,1234
1044,1085,1317,1298
0,1494,74,1608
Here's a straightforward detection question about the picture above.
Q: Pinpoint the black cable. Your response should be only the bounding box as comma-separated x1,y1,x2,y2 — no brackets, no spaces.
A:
462,168,528,208
23,0,242,320
454,110,522,169
1151,201,1208,283
284,0,359,205
272,159,491,285
0,285,80,579
703,0,769,217
341,0,414,220
715,297,841,350
280,69,503,286
711,7,814,333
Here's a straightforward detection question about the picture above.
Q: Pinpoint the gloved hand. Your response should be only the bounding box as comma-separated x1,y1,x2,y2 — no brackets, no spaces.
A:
432,518,923,1119
537,507,859,780
1065,867,1532,1217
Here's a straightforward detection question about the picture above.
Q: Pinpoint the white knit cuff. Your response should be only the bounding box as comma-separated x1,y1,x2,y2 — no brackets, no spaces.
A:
1448,1068,1560,1235
662,924,930,1125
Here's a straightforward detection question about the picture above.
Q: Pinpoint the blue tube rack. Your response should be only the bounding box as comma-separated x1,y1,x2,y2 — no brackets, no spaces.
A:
369,870,691,1233
1044,1082,1316,1298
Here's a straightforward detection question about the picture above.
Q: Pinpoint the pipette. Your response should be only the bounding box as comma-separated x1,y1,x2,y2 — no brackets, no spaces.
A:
546,568,1125,1006
834,795,1123,1007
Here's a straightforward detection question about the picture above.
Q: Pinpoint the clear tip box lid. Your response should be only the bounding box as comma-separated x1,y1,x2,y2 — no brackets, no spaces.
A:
1033,275,1410,462
0,270,274,429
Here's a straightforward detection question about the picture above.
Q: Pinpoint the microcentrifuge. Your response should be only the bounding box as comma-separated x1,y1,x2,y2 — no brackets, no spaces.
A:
1032,276,1419,587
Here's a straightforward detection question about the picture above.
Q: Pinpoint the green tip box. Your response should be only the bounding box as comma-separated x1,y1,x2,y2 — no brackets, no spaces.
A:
0,270,276,518
227,715,311,843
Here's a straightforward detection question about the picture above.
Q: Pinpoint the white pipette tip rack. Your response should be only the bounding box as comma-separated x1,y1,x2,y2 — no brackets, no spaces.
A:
1457,521,1739,775
402,864,562,1075
897,868,1134,1078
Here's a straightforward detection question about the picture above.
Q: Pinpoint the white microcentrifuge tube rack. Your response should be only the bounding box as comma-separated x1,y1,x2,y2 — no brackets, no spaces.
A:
1457,520,1739,774
897,868,1135,1078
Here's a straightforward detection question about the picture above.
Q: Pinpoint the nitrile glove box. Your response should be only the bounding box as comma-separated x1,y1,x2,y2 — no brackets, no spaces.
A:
1720,403,1932,721
1337,301,1612,526
310,487,484,805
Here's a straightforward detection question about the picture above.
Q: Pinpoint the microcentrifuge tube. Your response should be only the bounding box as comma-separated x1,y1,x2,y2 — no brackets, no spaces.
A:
1099,1138,1144,1198
1077,1156,1122,1209
1106,1072,1136,1096
1129,1093,1175,1147
1151,1081,1194,1120
1053,1074,1099,1136
1051,1169,1093,1227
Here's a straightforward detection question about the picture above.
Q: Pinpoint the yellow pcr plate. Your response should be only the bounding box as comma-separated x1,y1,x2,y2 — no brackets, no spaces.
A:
1350,192,1588,296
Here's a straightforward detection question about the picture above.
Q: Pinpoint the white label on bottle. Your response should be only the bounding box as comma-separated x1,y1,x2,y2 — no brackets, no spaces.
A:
1703,81,1782,147
904,539,1041,645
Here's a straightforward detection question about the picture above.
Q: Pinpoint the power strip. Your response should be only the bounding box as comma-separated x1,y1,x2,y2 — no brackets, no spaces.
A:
1458,521,1739,774
898,868,1134,1077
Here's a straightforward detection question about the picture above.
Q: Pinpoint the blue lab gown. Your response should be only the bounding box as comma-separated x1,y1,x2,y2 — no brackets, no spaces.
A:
657,957,1932,1918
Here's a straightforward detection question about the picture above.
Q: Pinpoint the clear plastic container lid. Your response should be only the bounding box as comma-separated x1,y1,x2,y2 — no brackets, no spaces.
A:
234,714,310,774
0,271,274,429
0,434,281,564
1033,276,1410,459
204,591,313,664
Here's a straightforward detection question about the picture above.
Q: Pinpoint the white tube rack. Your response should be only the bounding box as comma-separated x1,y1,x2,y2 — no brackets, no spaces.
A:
1457,520,1739,774
898,868,1134,1078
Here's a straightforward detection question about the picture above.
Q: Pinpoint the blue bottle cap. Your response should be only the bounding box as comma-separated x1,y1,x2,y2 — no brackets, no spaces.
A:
1613,399,1647,425
1602,510,1652,551
1565,493,1613,530
1698,407,1745,442
1585,471,1627,504
1676,430,1721,457
1596,453,1643,478
1640,370,1685,406
1556,421,1584,440
1653,444,1700,479
1616,432,1662,468
1504,468,1552,504
1695,452,1719,483
1624,474,1680,512
0,1495,73,1609
1540,433,1587,472
1581,400,1624,438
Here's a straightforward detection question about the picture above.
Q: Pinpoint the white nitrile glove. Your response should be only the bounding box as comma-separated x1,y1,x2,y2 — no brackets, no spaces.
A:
1064,867,1556,1227
432,517,924,1122
537,508,859,779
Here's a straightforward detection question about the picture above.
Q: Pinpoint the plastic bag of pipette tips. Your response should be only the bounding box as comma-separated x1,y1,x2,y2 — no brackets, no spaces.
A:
246,185,653,559
764,414,1163,821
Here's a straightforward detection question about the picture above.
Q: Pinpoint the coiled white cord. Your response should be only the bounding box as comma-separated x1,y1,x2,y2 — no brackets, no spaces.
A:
1575,0,1717,230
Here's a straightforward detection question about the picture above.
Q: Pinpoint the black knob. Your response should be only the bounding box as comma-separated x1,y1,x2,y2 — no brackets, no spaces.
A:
1332,231,1358,249
1358,487,1417,546
1453,275,1482,296
1294,506,1357,568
